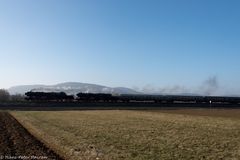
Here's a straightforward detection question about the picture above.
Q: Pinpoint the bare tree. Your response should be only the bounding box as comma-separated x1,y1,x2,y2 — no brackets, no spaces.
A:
10,94,25,102
0,89,10,102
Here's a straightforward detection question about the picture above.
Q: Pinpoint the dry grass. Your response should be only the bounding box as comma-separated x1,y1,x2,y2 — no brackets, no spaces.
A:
11,110,240,160
155,108,240,119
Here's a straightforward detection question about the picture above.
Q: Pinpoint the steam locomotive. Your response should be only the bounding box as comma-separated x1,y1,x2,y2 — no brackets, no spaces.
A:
25,91,74,101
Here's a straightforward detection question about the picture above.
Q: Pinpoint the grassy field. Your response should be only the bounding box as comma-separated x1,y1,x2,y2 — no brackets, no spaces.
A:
11,110,240,160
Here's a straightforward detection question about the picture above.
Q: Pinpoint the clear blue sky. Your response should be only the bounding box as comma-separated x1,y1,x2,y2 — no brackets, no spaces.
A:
0,0,240,95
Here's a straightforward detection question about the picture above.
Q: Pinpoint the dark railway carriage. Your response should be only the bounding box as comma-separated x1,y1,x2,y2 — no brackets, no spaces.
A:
76,93,118,102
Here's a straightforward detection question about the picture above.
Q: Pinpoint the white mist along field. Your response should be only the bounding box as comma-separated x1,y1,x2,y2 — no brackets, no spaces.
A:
11,110,240,160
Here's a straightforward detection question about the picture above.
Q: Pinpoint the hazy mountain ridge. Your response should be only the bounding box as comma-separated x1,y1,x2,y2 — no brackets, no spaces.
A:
8,82,211,96
8,82,141,95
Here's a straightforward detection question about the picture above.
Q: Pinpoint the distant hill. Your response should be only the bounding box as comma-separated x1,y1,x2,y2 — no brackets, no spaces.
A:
8,82,141,95
8,85,45,95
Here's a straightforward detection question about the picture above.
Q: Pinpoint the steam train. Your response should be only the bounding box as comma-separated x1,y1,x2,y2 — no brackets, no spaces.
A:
25,91,74,101
25,91,240,104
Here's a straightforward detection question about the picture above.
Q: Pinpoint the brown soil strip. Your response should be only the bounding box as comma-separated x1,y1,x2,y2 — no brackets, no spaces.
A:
0,112,63,160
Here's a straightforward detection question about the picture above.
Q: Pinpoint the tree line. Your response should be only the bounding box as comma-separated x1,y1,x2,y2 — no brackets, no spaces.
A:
0,89,25,102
